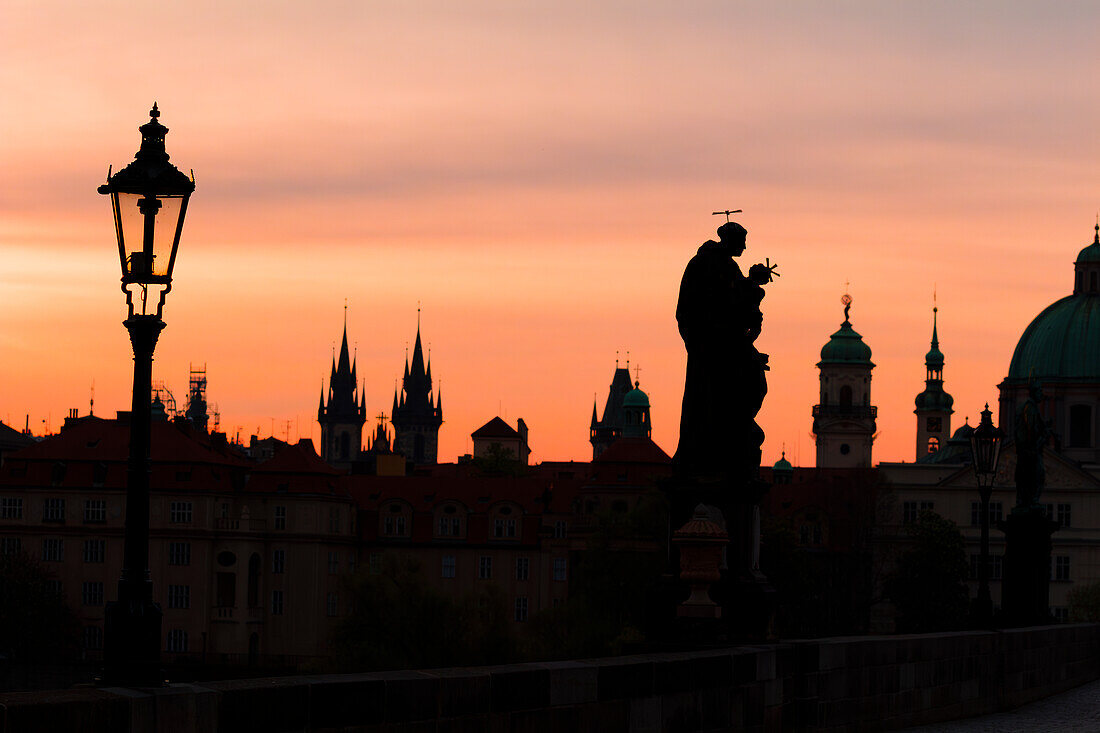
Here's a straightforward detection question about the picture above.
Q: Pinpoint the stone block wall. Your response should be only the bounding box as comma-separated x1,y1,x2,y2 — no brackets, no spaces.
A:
2,624,1098,732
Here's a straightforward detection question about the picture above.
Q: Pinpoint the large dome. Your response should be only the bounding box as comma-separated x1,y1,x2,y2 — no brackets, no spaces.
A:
1007,295,1100,381
819,321,873,366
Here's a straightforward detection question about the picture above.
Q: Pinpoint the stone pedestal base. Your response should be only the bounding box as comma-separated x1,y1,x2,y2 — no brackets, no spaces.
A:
998,507,1058,627
664,475,775,641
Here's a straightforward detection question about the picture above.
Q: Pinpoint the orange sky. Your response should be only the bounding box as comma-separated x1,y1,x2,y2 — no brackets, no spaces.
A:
2,2,1099,465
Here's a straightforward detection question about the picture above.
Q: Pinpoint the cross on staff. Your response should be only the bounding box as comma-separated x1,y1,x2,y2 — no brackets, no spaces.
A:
634,364,642,384
712,209,742,222
376,413,388,423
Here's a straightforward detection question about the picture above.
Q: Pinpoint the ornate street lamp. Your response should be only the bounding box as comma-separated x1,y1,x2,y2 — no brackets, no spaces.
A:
98,104,194,686
969,403,1003,626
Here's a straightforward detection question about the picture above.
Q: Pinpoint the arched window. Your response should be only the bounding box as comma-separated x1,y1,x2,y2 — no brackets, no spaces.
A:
839,385,853,407
382,502,411,537
927,437,940,454
1070,404,1092,448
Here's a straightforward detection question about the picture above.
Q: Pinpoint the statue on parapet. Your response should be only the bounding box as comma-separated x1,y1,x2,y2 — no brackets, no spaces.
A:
1013,381,1050,511
674,219,777,485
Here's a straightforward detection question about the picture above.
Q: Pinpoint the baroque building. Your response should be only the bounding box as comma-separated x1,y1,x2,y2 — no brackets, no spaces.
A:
813,295,876,468
914,306,954,459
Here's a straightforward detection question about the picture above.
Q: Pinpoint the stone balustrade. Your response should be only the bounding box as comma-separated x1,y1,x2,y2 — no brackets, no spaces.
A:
1,624,1098,732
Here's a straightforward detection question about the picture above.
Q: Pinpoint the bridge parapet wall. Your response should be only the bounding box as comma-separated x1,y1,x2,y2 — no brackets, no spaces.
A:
2,624,1098,732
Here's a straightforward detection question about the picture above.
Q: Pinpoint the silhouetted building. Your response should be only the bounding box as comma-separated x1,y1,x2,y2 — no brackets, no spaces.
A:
319,321,366,468
813,295,876,468
914,307,954,460
1000,223,1100,463
590,361,634,459
362,417,406,476
184,365,209,432
621,381,652,439
472,417,530,465
391,321,442,465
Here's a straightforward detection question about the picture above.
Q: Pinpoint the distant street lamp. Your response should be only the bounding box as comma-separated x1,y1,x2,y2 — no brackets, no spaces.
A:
98,104,194,685
969,403,1003,627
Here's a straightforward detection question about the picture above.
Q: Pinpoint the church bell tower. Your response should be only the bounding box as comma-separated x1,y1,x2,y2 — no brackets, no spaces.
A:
914,305,954,459
391,314,443,465
318,313,366,468
813,293,876,468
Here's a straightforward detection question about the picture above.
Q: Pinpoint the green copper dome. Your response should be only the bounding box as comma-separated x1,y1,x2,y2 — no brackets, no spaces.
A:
772,453,793,473
622,382,650,408
1076,224,1100,263
819,321,874,366
1007,294,1100,381
915,388,954,411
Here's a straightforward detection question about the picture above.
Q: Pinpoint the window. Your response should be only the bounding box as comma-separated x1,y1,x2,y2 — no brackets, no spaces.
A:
1,538,21,555
494,518,517,538
274,506,286,530
83,539,105,563
328,551,339,574
82,581,104,606
368,553,382,575
84,500,107,523
271,590,284,615
553,557,567,582
438,516,462,537
1057,504,1072,528
167,585,191,609
927,437,940,453
1053,607,1069,622
42,538,63,562
799,525,811,544
1,498,23,520
970,502,1003,526
515,557,529,581
839,443,851,455
514,596,528,622
348,553,356,572
1070,405,1092,448
168,542,191,566
383,508,407,537
442,555,456,578
920,501,934,512
326,592,338,617
166,629,188,653
46,579,62,596
553,520,568,539
169,501,193,524
329,507,341,533
903,502,918,524
83,626,103,651
812,525,823,545
839,385,853,407
43,498,65,522
272,549,285,574
1055,556,1071,581
926,417,942,433
969,554,1003,581
478,556,492,579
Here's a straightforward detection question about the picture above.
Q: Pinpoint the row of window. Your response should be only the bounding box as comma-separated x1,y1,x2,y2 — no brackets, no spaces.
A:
441,555,567,582
1,498,107,523
381,512,569,540
968,553,1072,581
1,498,340,533
903,501,1073,529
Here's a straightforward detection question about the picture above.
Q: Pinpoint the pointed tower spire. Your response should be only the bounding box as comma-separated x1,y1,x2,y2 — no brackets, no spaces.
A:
392,388,399,414
318,381,326,420
591,396,599,429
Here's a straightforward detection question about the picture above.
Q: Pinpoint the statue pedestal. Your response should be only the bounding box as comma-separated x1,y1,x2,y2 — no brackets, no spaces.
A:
665,475,775,641
998,508,1058,627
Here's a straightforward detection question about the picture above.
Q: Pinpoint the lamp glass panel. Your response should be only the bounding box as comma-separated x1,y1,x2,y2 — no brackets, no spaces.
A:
115,192,184,280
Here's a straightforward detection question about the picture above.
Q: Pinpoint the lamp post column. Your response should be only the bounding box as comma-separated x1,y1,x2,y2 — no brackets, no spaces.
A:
102,314,165,686
975,486,993,624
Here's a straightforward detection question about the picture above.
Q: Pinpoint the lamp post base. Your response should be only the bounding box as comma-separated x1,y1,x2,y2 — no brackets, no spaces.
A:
101,584,165,687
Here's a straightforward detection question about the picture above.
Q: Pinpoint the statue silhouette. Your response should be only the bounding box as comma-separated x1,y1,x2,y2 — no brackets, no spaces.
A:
1014,381,1050,510
674,221,776,484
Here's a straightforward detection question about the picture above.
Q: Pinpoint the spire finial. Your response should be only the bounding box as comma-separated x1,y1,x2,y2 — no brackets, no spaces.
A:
1094,214,1098,244
149,102,160,120
615,350,619,368
841,289,852,324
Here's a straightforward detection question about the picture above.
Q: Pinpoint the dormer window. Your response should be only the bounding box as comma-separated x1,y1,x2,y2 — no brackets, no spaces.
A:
382,503,410,537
